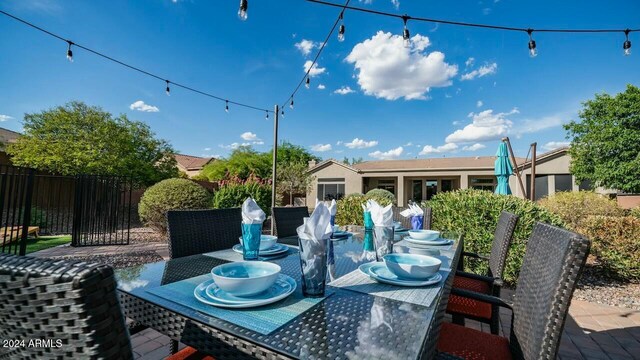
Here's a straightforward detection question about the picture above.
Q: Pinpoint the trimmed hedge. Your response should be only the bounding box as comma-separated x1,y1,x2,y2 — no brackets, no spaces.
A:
212,181,272,216
334,191,396,226
139,179,212,234
577,215,640,280
538,191,623,230
365,188,396,205
425,189,563,285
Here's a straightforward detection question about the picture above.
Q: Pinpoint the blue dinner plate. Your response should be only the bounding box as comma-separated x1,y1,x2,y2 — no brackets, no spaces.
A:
205,274,294,304
194,274,296,308
405,237,453,246
359,262,442,287
232,243,289,256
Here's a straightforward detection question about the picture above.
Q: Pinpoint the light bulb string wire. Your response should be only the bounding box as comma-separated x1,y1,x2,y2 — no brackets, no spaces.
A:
306,0,640,34
280,0,352,110
0,9,273,113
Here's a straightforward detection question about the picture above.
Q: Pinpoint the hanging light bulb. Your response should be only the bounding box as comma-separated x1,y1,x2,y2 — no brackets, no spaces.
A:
165,80,171,96
402,16,411,48
527,29,537,57
265,111,269,120
623,29,632,56
281,109,285,118
337,13,345,42
305,77,310,89
225,100,229,113
66,41,74,62
290,98,294,109
238,0,248,21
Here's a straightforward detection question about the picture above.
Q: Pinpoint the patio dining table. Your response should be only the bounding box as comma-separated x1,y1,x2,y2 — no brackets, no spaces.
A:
116,229,463,359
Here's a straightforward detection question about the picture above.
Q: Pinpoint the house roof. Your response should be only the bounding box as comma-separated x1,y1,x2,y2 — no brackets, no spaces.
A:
308,158,360,173
0,127,21,145
353,156,527,172
174,154,215,170
519,146,569,168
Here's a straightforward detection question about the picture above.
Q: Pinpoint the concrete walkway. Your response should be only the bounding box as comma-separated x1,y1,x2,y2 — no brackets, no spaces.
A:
33,243,640,359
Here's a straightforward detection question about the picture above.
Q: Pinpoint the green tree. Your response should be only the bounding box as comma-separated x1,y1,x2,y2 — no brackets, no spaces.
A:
277,162,315,205
343,157,364,166
275,141,320,165
565,85,640,193
7,101,177,185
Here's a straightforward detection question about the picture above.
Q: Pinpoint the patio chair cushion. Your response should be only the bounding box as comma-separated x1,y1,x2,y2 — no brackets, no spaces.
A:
437,322,512,360
167,346,215,360
446,276,492,319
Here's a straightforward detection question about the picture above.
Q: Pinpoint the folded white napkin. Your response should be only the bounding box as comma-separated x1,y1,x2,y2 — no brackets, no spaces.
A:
297,202,333,241
400,204,424,218
361,199,376,212
241,197,266,224
370,201,393,227
328,199,337,216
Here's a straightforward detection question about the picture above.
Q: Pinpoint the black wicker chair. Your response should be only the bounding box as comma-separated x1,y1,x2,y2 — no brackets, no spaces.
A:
447,211,519,334
271,206,309,245
392,206,432,230
0,253,133,359
167,208,242,259
437,223,591,360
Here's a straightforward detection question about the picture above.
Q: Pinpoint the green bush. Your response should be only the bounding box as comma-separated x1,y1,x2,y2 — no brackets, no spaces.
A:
538,191,623,231
139,179,212,234
576,216,640,280
335,193,366,226
425,189,563,285
365,188,396,205
630,207,640,220
212,181,272,216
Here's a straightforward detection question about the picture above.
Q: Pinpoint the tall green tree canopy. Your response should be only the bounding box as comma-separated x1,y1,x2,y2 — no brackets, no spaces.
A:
565,84,640,193
7,101,177,185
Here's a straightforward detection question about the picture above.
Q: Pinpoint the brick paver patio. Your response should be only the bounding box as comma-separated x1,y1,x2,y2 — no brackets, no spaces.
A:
34,243,640,359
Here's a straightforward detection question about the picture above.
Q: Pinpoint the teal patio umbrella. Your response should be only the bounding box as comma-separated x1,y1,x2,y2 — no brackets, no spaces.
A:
494,142,513,195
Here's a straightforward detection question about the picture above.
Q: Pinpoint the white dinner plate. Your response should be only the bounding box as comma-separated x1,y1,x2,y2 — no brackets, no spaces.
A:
405,237,453,246
232,243,289,256
359,262,443,287
194,274,296,308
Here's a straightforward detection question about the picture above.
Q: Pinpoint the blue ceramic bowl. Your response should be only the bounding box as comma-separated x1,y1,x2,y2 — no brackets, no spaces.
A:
408,230,441,241
211,262,281,296
383,253,441,280
238,235,278,251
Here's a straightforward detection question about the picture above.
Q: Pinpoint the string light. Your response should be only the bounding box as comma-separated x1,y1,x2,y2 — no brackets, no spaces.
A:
265,110,269,120
624,29,631,56
165,80,171,96
66,41,73,62
225,100,229,113
402,15,411,48
305,77,310,89
527,29,537,57
290,99,294,109
238,0,248,21
338,12,345,42
281,109,285,118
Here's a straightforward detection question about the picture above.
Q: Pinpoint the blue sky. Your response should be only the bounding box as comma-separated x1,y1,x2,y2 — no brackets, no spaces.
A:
1,0,639,161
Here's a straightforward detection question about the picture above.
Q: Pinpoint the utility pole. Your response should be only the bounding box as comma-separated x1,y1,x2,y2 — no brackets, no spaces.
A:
270,105,279,235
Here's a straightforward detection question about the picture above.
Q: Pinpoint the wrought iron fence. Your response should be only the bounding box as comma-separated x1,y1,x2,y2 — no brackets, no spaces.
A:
0,165,35,255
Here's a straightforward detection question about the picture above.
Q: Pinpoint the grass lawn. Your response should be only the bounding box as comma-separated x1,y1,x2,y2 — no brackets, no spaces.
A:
25,235,71,254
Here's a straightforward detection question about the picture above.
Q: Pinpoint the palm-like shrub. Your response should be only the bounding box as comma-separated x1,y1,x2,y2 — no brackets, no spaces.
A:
212,176,272,215
139,178,212,234
425,189,563,284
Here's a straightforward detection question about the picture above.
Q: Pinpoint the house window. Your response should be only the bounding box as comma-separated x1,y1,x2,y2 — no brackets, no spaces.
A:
470,177,496,192
426,180,438,200
412,180,423,201
555,174,573,192
441,179,453,192
376,179,396,195
579,179,593,191
317,178,345,201
526,175,549,200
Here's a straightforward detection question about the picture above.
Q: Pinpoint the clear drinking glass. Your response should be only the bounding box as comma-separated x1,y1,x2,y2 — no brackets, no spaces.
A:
298,237,329,297
373,226,394,261
241,223,262,260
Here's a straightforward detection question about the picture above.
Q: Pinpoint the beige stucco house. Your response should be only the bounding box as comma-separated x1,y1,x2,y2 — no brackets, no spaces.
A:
307,147,591,206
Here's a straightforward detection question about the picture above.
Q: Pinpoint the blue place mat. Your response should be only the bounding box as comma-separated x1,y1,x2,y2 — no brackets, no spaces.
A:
147,274,330,335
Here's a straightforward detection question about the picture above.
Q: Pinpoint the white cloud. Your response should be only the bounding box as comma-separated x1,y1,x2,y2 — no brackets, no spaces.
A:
129,100,159,112
334,86,355,95
311,144,332,152
460,62,498,81
295,39,317,56
344,138,378,149
204,147,212,151
517,114,566,134
369,146,404,160
317,84,326,90
419,143,458,155
359,0,400,9
543,141,570,151
240,132,259,141
404,142,413,146
0,115,13,122
477,100,483,108
465,57,475,68
252,141,264,145
483,8,492,15
445,108,518,143
345,31,458,100
219,142,252,150
304,60,326,77
463,143,486,151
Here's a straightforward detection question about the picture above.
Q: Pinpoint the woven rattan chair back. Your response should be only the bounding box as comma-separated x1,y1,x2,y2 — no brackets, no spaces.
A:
0,254,132,359
391,206,432,230
271,206,309,237
488,211,519,277
167,208,242,259
509,223,590,360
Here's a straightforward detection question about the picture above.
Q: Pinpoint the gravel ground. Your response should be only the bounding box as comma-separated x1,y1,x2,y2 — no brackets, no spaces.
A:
573,257,640,310
128,227,167,243
54,251,164,269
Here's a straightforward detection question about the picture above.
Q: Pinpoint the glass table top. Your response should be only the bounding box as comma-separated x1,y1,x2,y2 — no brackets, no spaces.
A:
116,230,461,359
